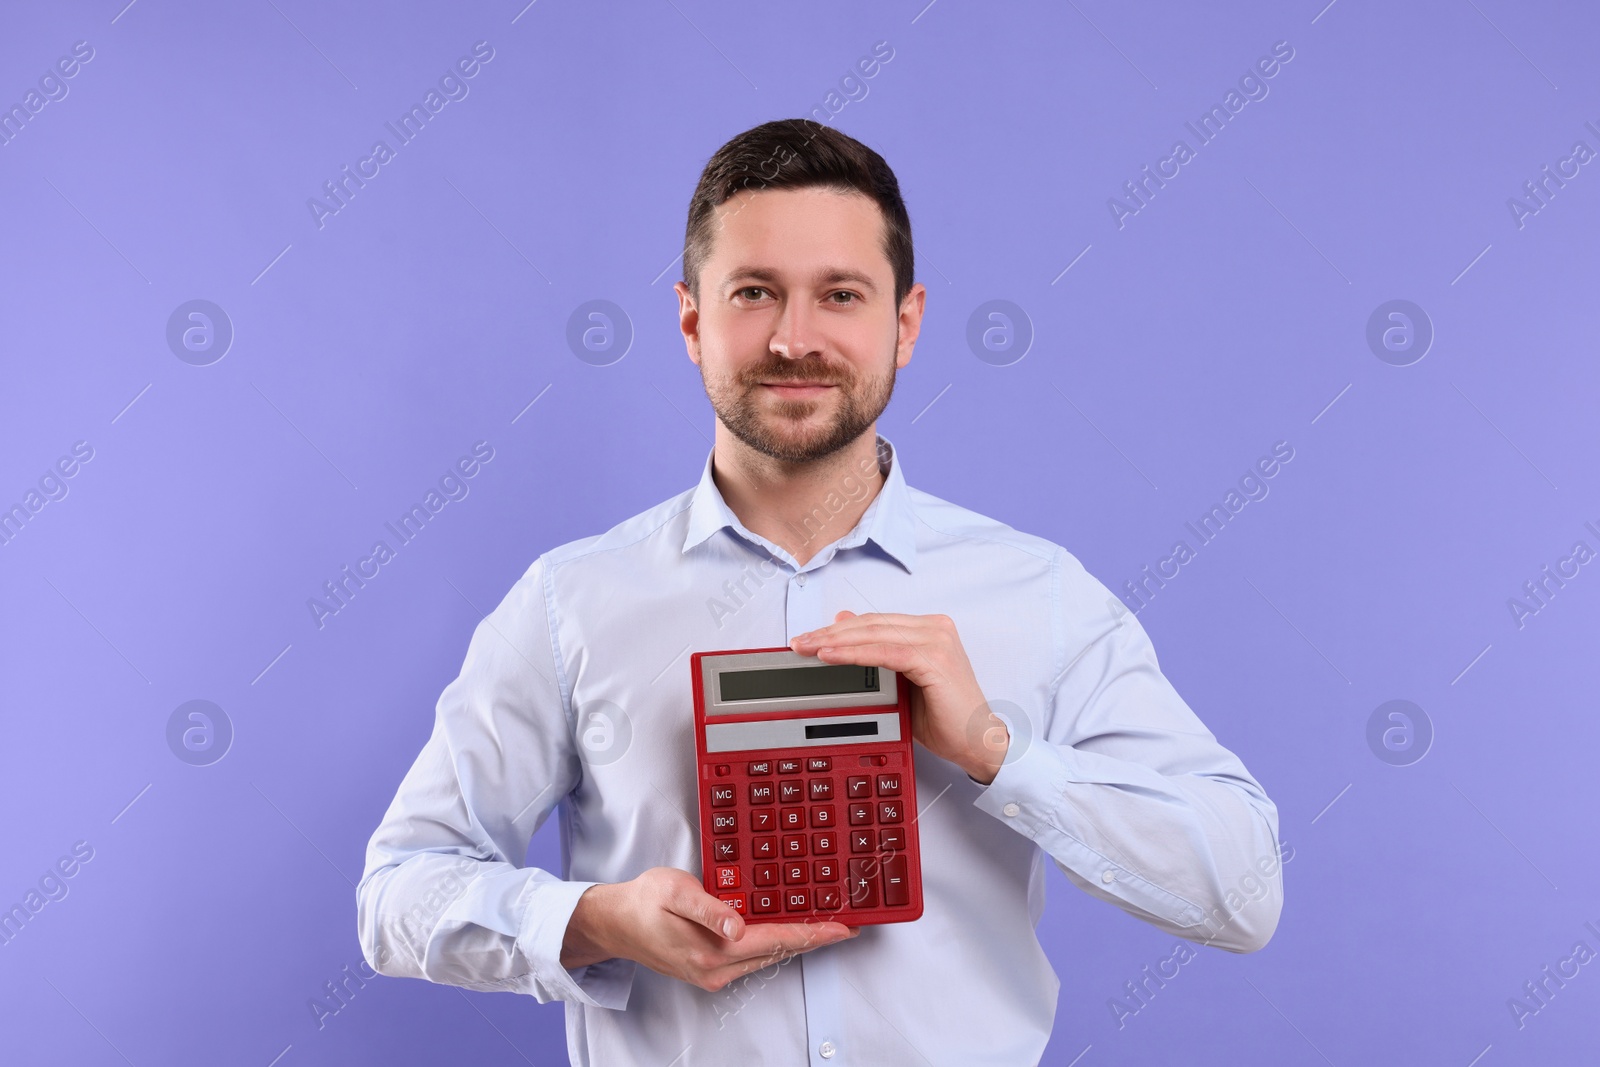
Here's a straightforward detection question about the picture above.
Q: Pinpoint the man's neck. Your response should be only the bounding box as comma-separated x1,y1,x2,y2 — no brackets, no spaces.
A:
710,425,886,568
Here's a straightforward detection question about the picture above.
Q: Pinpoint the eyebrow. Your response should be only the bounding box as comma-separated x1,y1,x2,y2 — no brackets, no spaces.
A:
720,266,880,295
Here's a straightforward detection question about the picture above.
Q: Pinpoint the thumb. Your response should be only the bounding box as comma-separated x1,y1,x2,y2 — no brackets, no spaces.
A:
670,882,745,941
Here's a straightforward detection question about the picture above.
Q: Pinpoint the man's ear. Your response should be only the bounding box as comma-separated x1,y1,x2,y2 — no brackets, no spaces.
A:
674,280,702,366
895,282,926,370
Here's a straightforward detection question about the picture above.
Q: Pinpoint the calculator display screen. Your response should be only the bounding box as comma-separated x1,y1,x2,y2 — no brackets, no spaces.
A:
719,664,879,703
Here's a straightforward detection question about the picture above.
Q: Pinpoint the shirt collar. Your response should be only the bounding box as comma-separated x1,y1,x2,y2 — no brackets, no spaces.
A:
682,434,917,573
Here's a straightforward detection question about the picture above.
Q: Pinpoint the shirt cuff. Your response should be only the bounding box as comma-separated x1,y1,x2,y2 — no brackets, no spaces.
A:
516,876,636,1009
971,739,1206,929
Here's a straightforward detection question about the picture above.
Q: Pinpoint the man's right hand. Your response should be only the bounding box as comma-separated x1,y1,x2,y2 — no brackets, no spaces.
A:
560,867,857,992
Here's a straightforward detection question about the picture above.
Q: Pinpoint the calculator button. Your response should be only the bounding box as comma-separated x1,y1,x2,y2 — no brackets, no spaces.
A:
753,863,778,887
782,835,808,858
807,757,831,772
713,840,738,861
877,801,902,824
748,782,775,805
715,764,730,776
878,828,905,853
847,859,879,908
779,780,804,803
709,785,736,807
883,856,910,906
780,808,805,830
752,836,777,859
777,759,802,774
715,866,741,889
813,859,839,882
812,831,837,854
816,886,843,911
809,778,833,800
876,773,901,796
783,861,809,885
748,761,772,775
847,803,873,826
850,830,875,853
712,813,738,835
751,890,780,914
785,889,811,912
810,805,836,828
750,809,775,832
719,893,746,913
846,776,872,799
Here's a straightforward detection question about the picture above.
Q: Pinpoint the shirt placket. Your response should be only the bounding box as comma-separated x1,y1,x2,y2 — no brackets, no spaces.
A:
785,556,848,1066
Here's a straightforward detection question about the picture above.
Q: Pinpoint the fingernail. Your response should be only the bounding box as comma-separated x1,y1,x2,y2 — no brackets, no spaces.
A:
721,917,737,939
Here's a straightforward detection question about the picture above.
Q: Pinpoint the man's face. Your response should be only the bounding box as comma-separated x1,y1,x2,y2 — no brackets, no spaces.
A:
676,186,924,464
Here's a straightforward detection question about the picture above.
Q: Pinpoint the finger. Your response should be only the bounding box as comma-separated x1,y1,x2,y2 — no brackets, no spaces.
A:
813,640,928,678
805,621,945,652
794,613,937,646
720,920,856,965
663,881,746,942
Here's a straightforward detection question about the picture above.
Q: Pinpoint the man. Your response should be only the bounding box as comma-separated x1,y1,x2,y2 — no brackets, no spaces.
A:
357,118,1284,1066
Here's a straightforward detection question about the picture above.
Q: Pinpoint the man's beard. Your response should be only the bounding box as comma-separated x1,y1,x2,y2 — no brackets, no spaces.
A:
702,350,897,464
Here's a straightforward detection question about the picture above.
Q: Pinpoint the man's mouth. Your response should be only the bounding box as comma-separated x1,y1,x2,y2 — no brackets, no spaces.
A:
759,381,837,397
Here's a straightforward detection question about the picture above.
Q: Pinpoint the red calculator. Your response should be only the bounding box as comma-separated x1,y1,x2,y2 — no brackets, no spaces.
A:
693,647,923,926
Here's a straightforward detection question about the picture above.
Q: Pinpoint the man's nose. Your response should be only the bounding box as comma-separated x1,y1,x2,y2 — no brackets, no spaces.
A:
770,298,823,361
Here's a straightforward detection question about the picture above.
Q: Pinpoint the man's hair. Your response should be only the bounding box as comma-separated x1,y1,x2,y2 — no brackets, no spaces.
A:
682,118,914,311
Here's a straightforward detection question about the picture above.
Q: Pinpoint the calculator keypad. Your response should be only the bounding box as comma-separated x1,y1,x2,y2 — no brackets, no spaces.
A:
706,754,915,922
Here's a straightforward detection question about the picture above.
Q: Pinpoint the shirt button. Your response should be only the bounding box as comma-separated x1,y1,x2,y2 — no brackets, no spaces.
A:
819,1040,836,1059
1102,869,1116,884
1002,802,1020,817
795,573,807,586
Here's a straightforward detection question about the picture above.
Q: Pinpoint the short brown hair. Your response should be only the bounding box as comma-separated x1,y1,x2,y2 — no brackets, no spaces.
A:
682,118,915,311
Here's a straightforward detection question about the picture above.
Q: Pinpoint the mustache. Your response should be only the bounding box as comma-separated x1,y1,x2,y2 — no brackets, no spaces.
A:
737,357,852,387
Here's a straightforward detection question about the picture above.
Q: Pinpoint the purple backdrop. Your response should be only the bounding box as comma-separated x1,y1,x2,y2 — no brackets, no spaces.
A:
3,1,1597,1064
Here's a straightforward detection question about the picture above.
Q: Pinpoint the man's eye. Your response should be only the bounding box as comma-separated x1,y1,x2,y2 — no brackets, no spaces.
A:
829,292,858,305
738,287,768,301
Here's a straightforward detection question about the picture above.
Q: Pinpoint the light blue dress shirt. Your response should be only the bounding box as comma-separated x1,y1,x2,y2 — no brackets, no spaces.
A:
357,435,1284,1066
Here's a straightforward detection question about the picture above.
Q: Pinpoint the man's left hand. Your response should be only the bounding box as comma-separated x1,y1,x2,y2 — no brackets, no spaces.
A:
790,610,1010,784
